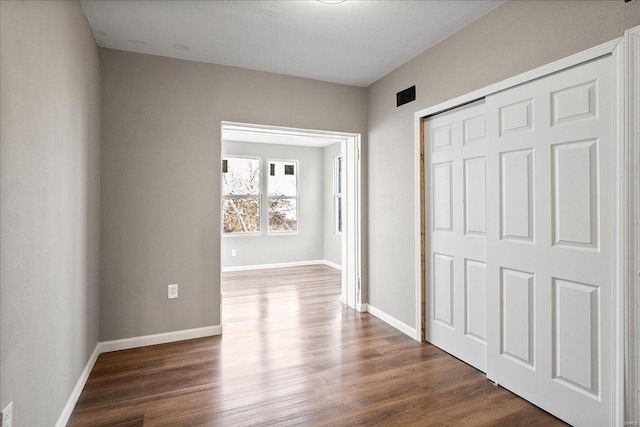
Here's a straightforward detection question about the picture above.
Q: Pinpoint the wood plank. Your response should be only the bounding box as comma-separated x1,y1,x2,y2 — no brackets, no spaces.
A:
68,265,565,426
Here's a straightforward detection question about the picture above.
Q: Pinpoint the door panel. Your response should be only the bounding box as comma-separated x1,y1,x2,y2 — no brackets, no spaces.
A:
465,259,487,342
425,100,488,372
500,148,534,242
485,55,613,426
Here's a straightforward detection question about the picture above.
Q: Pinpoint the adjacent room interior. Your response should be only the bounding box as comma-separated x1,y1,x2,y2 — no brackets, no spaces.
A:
1,1,639,426
220,123,346,273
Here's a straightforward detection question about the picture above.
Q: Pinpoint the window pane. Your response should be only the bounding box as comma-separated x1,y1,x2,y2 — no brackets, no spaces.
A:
336,156,343,194
223,197,260,233
223,157,260,195
269,198,297,232
268,161,297,196
337,195,343,233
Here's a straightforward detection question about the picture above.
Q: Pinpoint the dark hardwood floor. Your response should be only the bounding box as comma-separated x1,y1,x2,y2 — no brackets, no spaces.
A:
68,265,565,426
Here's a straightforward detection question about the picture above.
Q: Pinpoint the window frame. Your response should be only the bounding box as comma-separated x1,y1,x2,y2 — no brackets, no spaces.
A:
334,155,343,234
266,158,299,235
222,155,262,237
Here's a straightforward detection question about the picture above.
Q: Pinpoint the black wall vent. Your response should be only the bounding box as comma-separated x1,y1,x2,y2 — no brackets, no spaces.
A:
397,85,416,107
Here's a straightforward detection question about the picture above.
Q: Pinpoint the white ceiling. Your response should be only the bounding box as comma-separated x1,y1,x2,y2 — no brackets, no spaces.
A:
80,0,504,87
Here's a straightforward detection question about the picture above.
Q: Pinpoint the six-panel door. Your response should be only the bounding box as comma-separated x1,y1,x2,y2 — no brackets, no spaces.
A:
425,100,488,372
485,56,613,426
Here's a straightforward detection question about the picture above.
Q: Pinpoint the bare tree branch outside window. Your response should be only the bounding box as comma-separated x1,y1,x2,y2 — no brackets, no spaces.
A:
222,157,260,233
268,161,298,233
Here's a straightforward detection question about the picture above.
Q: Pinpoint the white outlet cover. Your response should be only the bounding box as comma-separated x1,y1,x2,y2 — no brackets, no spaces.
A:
168,284,178,299
2,401,12,427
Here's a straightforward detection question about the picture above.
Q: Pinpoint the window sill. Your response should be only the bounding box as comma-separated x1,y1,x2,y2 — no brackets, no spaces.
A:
267,231,299,236
222,232,262,238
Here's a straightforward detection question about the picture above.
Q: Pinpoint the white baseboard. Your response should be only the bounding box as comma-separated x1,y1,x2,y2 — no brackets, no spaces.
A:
98,325,222,353
222,259,325,272
54,344,100,427
57,325,222,425
356,302,368,312
366,304,419,341
323,260,342,270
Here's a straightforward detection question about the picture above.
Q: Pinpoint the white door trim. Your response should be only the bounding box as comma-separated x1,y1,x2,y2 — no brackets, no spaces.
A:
340,134,363,311
625,24,640,427
413,35,634,425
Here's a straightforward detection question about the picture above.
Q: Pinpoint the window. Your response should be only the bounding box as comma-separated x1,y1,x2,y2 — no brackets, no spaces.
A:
222,157,260,234
334,155,343,234
268,160,298,233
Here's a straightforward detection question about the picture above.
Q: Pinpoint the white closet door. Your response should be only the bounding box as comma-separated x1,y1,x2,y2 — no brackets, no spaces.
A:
425,100,488,372
485,55,613,426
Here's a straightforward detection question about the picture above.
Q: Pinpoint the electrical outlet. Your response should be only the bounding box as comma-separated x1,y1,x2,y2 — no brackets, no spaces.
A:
168,284,178,299
2,401,13,427
231,249,237,257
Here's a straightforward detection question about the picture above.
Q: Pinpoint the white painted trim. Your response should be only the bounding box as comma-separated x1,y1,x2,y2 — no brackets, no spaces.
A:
413,38,620,121
414,35,629,424
625,24,640,427
342,135,361,310
222,260,324,272
222,121,358,145
54,344,100,427
98,325,222,353
414,106,423,343
354,136,363,312
367,304,419,341
612,34,627,427
323,259,342,270
356,302,367,313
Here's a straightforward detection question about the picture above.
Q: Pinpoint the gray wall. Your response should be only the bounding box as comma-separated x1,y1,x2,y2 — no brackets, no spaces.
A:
366,0,640,327
323,142,342,267
100,48,367,341
0,1,101,426
221,141,324,268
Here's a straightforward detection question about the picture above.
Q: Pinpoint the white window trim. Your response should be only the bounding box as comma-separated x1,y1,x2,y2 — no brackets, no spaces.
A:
222,155,262,237
266,158,299,235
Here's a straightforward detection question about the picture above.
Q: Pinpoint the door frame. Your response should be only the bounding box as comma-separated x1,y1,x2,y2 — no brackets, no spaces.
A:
219,122,363,312
413,32,637,425
339,135,364,311
627,25,640,425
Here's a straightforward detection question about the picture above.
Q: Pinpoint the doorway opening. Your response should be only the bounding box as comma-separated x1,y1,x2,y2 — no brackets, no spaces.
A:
220,122,363,317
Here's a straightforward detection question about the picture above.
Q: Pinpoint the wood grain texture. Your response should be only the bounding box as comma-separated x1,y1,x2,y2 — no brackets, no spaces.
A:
68,265,565,426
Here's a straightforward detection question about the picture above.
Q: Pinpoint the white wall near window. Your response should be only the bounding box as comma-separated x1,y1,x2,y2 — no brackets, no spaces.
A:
221,141,324,268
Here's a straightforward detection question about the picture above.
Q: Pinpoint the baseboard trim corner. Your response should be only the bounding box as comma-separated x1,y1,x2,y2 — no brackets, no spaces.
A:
366,304,419,341
56,325,222,425
98,325,223,353
222,260,325,272
54,343,100,427
323,260,342,270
